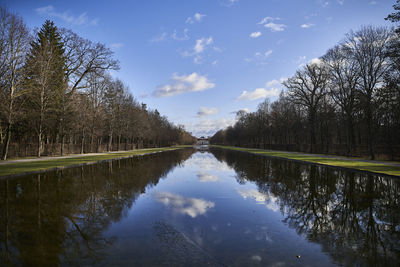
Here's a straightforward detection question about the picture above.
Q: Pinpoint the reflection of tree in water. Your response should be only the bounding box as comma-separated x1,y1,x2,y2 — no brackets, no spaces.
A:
211,148,400,266
0,149,194,266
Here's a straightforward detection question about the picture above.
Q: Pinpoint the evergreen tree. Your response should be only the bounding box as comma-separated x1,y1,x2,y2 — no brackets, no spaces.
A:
23,20,66,157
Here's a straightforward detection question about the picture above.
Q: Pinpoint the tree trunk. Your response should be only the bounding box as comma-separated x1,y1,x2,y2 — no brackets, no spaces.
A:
80,128,85,154
309,109,316,153
118,134,121,151
108,132,113,152
1,122,11,160
60,135,65,156
38,130,42,157
366,104,375,160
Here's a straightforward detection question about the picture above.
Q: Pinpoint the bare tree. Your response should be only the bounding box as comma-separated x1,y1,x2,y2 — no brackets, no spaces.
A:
61,29,119,94
0,7,30,160
323,45,360,155
283,60,329,152
344,26,391,159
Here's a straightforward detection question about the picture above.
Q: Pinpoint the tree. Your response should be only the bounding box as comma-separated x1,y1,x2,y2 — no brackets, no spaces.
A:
344,26,391,159
0,7,30,160
323,45,359,155
386,0,400,33
283,60,329,152
23,20,66,157
61,29,119,94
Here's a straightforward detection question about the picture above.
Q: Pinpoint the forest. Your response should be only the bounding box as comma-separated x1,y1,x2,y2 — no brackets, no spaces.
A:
0,7,195,160
211,2,400,160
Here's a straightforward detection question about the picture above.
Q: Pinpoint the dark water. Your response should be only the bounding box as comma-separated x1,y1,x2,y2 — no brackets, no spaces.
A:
0,148,399,266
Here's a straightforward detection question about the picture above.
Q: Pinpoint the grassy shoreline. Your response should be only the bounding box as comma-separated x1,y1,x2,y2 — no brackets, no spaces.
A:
0,146,188,178
212,145,400,177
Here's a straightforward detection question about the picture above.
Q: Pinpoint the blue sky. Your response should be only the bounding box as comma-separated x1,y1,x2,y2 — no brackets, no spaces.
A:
2,0,394,137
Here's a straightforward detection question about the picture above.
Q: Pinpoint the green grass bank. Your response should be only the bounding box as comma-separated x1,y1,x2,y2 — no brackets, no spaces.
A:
212,145,400,177
0,146,188,178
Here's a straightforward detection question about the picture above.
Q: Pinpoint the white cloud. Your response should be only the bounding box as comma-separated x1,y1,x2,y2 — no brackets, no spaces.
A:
337,0,344,5
171,28,189,41
197,172,219,182
319,1,330,7
186,12,206,24
250,31,262,38
154,72,215,97
257,17,276,25
35,5,98,26
301,23,315,28
258,17,286,32
153,192,215,218
150,32,167,43
220,0,239,7
245,50,273,64
237,88,280,101
264,22,286,32
265,79,280,88
309,57,323,66
194,37,213,53
188,118,236,137
265,77,286,88
183,37,215,64
262,50,273,57
197,107,218,117
237,77,285,101
369,1,377,4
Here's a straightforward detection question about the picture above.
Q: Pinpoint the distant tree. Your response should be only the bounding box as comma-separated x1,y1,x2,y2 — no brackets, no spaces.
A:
23,20,66,157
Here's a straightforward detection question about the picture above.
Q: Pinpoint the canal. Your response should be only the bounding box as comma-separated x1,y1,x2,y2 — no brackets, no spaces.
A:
0,148,399,266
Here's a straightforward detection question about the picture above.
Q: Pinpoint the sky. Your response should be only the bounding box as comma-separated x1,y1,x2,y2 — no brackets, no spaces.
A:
2,0,395,137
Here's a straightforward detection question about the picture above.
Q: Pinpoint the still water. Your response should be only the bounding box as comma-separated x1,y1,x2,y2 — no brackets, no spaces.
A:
0,148,399,266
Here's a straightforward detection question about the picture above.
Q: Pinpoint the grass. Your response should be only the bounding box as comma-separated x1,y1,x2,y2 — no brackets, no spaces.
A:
0,147,184,177
212,145,400,177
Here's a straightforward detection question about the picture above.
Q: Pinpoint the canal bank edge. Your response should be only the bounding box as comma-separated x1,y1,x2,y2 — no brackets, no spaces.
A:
211,145,400,177
0,146,190,179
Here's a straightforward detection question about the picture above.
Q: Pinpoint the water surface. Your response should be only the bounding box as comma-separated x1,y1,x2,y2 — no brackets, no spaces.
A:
0,148,399,266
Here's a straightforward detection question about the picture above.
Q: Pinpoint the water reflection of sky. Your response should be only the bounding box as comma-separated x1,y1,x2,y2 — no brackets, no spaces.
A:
153,191,215,218
105,151,336,266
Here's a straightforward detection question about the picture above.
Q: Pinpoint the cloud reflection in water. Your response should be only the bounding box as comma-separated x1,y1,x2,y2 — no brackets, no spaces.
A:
237,188,279,212
197,172,219,182
153,192,215,218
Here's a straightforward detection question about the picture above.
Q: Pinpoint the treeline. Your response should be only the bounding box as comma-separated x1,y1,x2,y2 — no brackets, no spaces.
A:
211,3,400,160
0,7,195,159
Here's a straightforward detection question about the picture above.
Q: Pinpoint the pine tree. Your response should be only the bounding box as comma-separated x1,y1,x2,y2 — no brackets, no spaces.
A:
23,20,66,157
